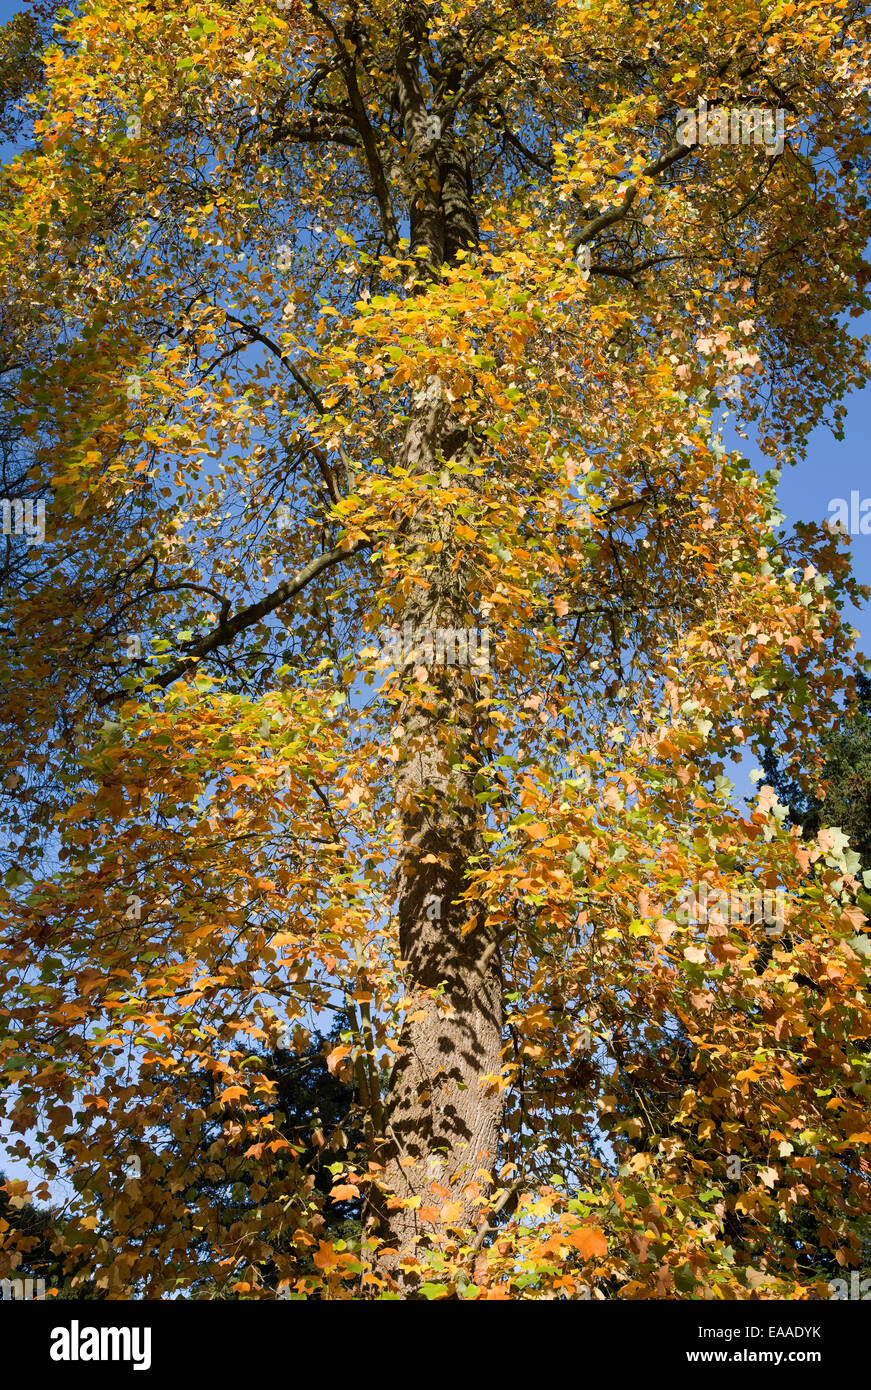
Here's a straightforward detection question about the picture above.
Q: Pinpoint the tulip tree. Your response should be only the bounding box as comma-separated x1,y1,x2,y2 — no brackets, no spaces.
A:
1,0,871,1299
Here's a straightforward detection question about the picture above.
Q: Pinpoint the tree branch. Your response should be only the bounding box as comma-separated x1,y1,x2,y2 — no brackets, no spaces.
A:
96,537,370,704
569,140,696,255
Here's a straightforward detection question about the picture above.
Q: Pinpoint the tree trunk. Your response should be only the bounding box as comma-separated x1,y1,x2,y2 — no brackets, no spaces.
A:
367,16,504,1283
369,404,504,1288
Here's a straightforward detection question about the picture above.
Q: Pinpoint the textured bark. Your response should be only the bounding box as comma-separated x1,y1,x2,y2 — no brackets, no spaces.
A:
367,10,504,1284
369,406,504,1286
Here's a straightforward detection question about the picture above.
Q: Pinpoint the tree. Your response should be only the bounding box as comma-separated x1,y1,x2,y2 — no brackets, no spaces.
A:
0,3,57,146
762,669,871,867
755,669,871,1287
1,0,871,1300
0,1022,360,1298
0,1170,76,1297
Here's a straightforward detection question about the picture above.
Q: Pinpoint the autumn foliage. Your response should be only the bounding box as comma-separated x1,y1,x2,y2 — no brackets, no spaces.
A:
0,0,871,1299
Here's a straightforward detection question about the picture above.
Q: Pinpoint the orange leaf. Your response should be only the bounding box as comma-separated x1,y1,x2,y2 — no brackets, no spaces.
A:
441,1201,464,1224
219,1085,246,1104
326,1044,352,1076
567,1225,608,1259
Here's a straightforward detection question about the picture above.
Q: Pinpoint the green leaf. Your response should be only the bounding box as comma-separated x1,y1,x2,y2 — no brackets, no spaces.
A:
419,1282,449,1300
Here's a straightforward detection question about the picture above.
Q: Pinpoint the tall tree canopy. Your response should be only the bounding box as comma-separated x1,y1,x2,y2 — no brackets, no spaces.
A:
1,0,871,1300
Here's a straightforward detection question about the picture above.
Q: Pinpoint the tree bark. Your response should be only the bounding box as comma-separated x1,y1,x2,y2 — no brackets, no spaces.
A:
369,403,504,1288
367,6,504,1289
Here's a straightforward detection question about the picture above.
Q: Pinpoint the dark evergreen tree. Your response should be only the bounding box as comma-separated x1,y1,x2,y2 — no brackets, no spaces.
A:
762,670,871,866
1,1021,360,1299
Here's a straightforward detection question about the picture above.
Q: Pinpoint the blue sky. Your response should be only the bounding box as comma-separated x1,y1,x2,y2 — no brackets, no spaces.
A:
722,311,871,793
